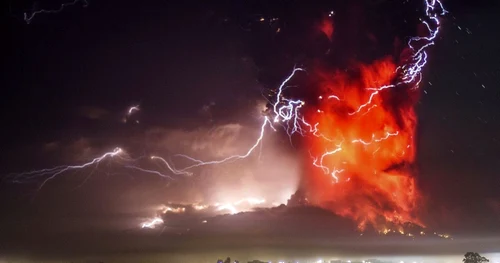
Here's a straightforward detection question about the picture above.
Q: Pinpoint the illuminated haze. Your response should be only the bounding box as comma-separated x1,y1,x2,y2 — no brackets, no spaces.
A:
142,106,300,205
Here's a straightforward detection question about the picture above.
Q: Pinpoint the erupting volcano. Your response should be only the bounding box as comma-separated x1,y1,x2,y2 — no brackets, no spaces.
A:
303,57,420,231
288,0,445,231
6,0,447,235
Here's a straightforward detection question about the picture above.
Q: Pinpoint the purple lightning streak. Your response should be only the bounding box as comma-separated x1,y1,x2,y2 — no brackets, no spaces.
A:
24,0,88,24
402,0,446,84
10,147,123,190
124,165,176,179
348,0,447,114
272,67,306,124
150,156,192,176
169,116,276,172
351,131,400,145
399,0,446,87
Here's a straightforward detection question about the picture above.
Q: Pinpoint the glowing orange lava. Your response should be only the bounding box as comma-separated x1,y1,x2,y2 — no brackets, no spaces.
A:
303,57,422,231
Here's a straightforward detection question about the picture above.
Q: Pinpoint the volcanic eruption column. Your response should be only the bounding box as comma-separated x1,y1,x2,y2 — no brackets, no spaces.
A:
283,0,446,230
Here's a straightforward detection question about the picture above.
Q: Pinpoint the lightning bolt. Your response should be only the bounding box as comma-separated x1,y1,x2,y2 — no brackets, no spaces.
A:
140,216,164,229
24,0,88,24
351,131,400,145
10,147,123,190
127,105,140,115
123,165,176,179
150,156,192,176
166,116,276,172
347,0,446,115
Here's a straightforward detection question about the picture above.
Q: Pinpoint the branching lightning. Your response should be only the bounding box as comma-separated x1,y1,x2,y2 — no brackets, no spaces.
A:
11,147,123,190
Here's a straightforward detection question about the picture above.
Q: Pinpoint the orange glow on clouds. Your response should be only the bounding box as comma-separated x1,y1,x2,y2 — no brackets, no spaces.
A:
304,57,422,230
319,16,334,41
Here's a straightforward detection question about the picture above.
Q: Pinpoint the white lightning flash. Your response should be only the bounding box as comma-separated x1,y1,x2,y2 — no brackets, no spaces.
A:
169,116,276,171
11,147,123,190
127,105,140,115
140,216,164,229
350,0,447,114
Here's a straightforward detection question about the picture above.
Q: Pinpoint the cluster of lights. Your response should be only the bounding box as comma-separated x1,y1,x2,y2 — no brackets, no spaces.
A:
378,228,452,240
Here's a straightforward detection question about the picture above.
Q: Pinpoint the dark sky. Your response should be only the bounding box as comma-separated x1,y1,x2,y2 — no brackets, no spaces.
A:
1,0,500,261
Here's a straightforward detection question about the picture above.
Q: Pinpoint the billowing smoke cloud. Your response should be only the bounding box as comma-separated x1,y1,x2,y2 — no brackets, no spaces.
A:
303,57,420,231
273,1,446,231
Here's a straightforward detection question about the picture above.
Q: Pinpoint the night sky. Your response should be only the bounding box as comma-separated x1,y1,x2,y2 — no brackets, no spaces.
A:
1,0,500,261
